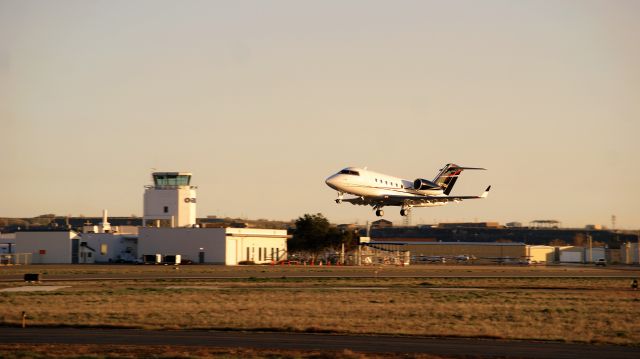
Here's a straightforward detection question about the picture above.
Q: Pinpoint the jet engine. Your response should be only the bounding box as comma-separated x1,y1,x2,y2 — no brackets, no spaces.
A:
413,178,440,190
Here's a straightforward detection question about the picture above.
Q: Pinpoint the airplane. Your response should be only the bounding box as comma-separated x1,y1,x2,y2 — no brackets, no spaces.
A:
325,163,490,217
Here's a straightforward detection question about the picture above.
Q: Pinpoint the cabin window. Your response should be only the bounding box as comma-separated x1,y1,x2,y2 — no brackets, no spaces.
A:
340,169,360,176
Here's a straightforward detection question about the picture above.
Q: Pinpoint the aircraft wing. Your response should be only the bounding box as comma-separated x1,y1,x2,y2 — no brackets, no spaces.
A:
342,186,490,206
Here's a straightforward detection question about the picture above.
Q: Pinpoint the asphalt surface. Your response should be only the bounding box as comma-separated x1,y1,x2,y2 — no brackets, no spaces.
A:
1,264,639,282
0,327,638,359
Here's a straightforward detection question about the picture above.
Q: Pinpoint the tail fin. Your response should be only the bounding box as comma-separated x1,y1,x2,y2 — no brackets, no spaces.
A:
433,163,486,195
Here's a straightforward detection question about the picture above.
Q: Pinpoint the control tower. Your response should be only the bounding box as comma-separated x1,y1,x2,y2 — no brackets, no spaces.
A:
143,172,197,227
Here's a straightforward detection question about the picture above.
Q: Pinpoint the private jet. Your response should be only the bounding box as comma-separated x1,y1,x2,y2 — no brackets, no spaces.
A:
325,163,490,217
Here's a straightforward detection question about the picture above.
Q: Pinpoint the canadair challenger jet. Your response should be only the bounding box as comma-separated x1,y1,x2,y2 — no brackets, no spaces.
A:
325,164,490,217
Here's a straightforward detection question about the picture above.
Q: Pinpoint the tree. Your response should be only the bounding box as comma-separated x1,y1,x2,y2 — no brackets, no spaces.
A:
289,213,356,254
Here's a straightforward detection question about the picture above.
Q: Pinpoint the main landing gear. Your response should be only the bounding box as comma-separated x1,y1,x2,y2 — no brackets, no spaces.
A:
400,209,408,216
375,209,385,217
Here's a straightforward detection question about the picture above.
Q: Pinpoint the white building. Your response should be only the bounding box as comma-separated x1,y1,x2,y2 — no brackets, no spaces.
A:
557,246,605,263
14,231,80,264
138,227,288,265
526,245,556,263
80,233,138,263
143,172,196,227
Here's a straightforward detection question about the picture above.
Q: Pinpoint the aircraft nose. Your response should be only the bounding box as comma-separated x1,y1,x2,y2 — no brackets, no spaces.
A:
325,175,338,189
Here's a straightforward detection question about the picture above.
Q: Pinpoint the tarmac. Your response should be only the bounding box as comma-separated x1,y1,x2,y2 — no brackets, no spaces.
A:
1,327,638,359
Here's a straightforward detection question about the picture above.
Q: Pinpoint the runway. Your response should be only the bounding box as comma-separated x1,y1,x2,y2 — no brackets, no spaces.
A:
0,327,637,358
1,264,639,282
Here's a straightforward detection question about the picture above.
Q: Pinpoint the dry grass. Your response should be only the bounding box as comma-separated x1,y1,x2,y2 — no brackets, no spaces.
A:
1,277,640,345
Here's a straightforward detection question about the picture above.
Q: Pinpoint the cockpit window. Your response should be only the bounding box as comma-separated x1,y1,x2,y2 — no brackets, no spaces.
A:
340,169,360,176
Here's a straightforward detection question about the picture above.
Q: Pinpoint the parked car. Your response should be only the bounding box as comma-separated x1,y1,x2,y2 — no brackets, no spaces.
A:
595,258,606,266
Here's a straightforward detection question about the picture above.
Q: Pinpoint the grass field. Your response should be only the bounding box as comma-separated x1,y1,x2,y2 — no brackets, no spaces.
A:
1,265,640,347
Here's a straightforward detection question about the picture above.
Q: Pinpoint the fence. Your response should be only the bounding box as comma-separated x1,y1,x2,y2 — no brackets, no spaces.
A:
0,253,32,265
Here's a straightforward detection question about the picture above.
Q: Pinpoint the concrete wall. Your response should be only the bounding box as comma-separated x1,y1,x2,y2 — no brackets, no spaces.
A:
138,227,288,265
224,228,288,265
143,187,196,227
15,231,78,264
527,245,555,263
139,227,226,263
584,247,605,262
557,246,605,263
81,233,138,263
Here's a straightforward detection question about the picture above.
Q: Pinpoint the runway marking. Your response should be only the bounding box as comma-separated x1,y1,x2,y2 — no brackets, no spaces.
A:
0,286,70,292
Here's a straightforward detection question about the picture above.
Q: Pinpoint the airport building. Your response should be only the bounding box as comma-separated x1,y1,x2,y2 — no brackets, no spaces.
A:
367,241,527,264
139,227,287,265
4,171,288,265
143,172,197,228
365,241,608,264
14,230,81,264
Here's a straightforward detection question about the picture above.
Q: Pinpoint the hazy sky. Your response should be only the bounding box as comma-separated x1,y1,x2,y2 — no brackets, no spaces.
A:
1,0,639,228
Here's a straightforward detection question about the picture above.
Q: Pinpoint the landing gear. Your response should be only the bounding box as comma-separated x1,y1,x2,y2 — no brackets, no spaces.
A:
375,209,384,217
335,192,344,204
400,207,411,217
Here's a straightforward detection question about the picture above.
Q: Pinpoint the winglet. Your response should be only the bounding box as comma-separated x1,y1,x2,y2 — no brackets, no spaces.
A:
480,185,491,198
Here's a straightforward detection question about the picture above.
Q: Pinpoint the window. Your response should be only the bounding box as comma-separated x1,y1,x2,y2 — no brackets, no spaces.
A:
100,244,107,255
246,247,250,261
163,206,168,213
339,169,360,176
153,174,191,186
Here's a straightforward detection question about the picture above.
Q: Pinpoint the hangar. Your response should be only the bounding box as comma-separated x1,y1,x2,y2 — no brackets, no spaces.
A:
138,227,287,264
368,241,527,263
14,230,80,264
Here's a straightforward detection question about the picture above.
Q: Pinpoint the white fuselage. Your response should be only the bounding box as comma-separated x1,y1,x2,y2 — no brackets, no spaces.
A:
325,167,444,200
